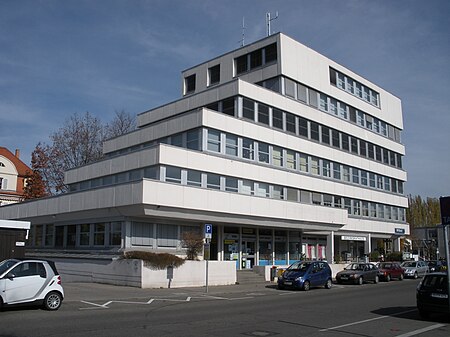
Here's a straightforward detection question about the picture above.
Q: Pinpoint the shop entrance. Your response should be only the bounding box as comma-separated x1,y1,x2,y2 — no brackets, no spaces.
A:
241,240,255,269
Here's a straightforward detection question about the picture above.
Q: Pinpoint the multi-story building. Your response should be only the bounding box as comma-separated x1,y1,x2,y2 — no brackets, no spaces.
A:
0,147,30,206
0,33,408,268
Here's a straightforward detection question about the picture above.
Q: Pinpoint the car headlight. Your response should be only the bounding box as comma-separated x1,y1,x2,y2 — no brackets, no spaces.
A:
295,276,304,282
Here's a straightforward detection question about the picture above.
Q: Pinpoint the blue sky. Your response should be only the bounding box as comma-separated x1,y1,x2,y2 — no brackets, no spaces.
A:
1,0,449,198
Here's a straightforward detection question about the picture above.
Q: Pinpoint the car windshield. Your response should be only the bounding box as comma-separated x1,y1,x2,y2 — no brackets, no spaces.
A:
345,263,364,271
0,259,19,275
287,261,311,271
402,262,416,267
379,263,392,269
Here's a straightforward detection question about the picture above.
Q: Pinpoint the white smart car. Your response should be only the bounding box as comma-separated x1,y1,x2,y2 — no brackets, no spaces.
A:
0,259,64,310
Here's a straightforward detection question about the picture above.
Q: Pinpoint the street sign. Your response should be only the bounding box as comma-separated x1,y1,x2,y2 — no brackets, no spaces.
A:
440,196,450,225
204,223,212,239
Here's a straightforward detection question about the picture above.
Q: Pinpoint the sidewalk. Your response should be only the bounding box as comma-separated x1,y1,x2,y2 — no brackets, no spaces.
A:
63,280,275,302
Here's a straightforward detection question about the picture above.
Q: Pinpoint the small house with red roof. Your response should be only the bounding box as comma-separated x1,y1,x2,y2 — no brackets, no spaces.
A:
0,147,31,206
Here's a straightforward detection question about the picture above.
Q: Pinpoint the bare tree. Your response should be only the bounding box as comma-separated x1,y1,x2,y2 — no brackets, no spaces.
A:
105,110,136,139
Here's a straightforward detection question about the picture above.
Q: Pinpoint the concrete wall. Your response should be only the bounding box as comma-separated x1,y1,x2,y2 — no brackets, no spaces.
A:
53,258,236,289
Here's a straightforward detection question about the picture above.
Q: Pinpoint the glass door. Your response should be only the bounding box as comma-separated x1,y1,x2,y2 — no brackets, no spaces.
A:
241,240,255,269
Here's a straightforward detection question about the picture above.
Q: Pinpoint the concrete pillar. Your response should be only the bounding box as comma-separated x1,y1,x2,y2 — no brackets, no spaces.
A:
393,237,401,252
364,234,371,254
326,231,334,263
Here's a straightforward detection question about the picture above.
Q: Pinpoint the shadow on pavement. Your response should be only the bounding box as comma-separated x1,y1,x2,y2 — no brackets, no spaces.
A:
372,306,450,323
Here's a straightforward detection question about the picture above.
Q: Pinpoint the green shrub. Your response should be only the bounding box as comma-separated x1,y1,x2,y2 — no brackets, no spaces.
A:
123,251,185,270
369,251,380,262
386,252,402,262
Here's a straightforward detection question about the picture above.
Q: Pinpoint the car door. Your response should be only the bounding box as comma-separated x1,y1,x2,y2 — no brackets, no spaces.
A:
308,262,320,287
4,262,47,304
419,261,428,276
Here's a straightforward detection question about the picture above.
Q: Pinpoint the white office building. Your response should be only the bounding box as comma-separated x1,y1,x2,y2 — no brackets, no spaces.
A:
0,33,408,269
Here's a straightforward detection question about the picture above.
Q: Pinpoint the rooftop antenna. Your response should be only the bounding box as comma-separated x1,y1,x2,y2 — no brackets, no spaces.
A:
240,17,246,47
266,11,278,37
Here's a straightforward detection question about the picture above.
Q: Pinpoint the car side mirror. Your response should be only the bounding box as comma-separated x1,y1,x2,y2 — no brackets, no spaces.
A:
6,272,16,280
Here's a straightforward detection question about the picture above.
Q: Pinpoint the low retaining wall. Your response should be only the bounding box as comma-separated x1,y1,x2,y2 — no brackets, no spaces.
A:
53,258,236,288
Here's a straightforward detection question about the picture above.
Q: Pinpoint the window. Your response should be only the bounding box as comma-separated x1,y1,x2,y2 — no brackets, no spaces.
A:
362,201,369,217
368,143,375,159
258,142,270,163
369,173,376,188
240,180,254,195
299,117,308,138
338,102,348,119
332,130,340,148
343,166,351,182
334,196,342,208
384,177,391,191
235,54,248,74
297,84,307,103
333,163,341,180
94,223,105,246
286,150,296,170
329,98,337,115
110,222,122,246
242,98,255,120
377,176,383,189
225,134,238,156
344,198,352,214
370,203,377,218
258,103,270,125
353,200,361,216
352,168,360,184
207,129,221,152
207,174,221,190
389,151,396,166
319,94,328,111
299,154,308,172
80,224,90,246
310,122,319,141
309,89,318,108
264,43,277,63
351,137,358,154
287,188,298,201
321,126,330,145
45,224,54,246
285,78,296,98
272,147,283,167
184,74,196,94
286,113,296,133
187,129,200,150
250,49,263,69
361,170,368,186
187,170,202,187
272,108,283,130
222,97,235,116
322,160,331,178
144,166,158,179
208,64,220,85
300,190,311,203
323,194,332,207
157,224,178,248
311,157,320,175
255,183,269,197
225,177,238,192
272,185,284,199
341,134,349,151
359,140,367,157
166,166,182,184
242,138,254,160
377,204,384,219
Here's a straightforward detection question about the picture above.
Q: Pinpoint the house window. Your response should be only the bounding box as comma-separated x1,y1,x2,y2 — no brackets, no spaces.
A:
332,130,340,148
225,177,238,192
343,166,351,182
297,83,307,103
272,185,284,199
185,74,196,94
110,222,122,246
240,180,254,195
310,122,320,142
166,167,182,184
207,130,221,152
94,223,105,246
187,129,200,150
222,97,235,116
286,188,298,201
225,134,238,156
264,43,277,63
235,54,248,75
207,174,221,190
321,126,330,145
352,168,360,184
310,157,320,175
242,138,254,160
258,143,270,163
208,64,220,86
285,78,296,98
258,103,270,125
333,163,341,180
157,224,178,248
187,170,202,187
255,183,269,197
80,224,90,246
250,49,263,69
242,98,255,120
272,147,283,167
286,113,296,134
299,154,308,172
322,160,331,178
286,150,296,170
272,108,283,130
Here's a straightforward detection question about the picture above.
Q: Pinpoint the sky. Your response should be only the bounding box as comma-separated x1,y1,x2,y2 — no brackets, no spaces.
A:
0,0,449,198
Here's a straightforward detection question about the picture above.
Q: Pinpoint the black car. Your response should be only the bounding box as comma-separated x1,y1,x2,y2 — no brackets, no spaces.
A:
427,260,447,273
416,272,449,318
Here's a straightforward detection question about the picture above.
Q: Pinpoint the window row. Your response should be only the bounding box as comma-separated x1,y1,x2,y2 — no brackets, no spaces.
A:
131,222,199,248
205,128,404,195
235,43,277,76
208,96,403,169
161,165,406,222
330,68,380,108
28,222,123,248
257,76,401,142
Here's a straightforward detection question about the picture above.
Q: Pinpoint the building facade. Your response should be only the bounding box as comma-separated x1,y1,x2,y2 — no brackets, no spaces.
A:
0,34,408,268
0,147,30,206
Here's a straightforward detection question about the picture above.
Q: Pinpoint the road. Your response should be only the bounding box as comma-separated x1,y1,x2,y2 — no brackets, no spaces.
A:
1,278,449,337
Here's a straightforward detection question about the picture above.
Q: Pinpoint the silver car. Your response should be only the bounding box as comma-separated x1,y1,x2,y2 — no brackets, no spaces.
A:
0,259,64,310
401,260,428,279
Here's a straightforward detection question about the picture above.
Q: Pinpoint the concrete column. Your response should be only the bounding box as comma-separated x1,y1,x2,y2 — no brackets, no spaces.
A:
393,237,401,252
326,231,334,264
365,234,371,254
123,220,132,249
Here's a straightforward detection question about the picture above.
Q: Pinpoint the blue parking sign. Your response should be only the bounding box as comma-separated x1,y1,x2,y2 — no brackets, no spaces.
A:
205,224,212,239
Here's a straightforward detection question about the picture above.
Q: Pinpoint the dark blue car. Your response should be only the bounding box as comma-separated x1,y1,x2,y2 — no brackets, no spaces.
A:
277,261,332,291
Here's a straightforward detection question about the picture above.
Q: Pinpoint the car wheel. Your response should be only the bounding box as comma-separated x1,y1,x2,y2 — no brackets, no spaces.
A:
325,278,332,289
386,274,391,282
43,291,62,311
399,274,404,281
374,275,379,284
358,277,363,285
414,272,418,279
303,280,310,291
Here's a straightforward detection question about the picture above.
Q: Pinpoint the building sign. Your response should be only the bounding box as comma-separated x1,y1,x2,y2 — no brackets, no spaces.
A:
395,228,405,235
341,236,366,241
440,196,450,225
204,223,212,239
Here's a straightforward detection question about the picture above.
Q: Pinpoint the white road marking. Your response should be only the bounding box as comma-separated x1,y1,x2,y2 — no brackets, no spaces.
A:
395,324,446,337
319,309,417,332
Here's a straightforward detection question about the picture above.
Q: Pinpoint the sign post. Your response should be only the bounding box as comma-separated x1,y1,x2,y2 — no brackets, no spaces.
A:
439,196,450,313
204,224,212,293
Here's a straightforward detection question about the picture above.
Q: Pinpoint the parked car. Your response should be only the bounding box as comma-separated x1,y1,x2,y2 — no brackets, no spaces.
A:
376,262,404,281
277,260,332,291
336,263,379,285
416,272,449,318
401,261,428,279
427,260,447,273
0,259,64,310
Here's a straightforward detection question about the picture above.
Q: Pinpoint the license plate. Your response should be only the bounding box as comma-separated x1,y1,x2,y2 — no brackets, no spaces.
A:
284,281,292,285
341,276,348,280
431,293,448,299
